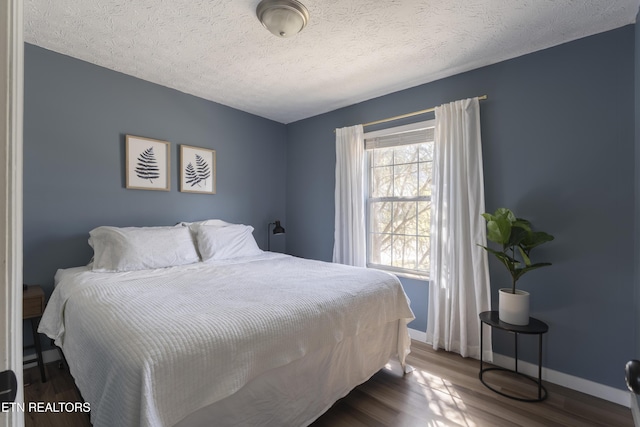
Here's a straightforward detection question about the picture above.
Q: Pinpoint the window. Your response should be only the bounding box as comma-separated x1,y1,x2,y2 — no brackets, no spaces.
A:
366,121,434,278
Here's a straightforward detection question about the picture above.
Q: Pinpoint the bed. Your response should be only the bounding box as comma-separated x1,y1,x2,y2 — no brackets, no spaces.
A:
38,222,415,427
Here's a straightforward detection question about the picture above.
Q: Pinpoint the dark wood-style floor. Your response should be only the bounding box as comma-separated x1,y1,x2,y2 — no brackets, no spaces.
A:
24,340,633,426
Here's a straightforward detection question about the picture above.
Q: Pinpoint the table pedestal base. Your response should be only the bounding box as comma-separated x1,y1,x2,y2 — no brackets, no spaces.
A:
479,366,547,402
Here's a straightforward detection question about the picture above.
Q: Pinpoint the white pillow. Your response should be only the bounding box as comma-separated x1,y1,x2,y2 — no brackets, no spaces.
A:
195,224,263,261
89,226,200,272
179,219,232,228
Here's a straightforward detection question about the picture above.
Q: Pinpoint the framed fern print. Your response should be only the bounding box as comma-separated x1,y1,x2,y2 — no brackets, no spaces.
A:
180,145,216,194
125,135,170,191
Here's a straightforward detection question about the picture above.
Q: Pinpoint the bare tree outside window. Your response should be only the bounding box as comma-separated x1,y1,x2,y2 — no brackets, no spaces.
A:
367,138,432,277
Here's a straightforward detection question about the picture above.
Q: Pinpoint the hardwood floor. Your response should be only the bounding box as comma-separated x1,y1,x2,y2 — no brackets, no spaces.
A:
24,340,633,426
23,361,91,427
313,341,633,427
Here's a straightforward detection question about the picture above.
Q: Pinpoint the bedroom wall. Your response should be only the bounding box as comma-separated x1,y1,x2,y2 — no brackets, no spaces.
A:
23,44,287,345
286,26,635,390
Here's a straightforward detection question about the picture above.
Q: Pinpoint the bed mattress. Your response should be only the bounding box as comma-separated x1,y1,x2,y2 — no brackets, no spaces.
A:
39,253,414,427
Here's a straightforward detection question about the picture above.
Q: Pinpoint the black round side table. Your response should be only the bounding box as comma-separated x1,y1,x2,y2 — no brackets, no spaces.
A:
479,310,549,402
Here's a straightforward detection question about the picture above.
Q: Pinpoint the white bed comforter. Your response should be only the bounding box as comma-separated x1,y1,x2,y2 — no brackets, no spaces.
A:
39,253,414,427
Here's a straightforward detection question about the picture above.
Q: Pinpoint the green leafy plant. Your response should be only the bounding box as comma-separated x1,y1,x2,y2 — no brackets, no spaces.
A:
479,208,554,294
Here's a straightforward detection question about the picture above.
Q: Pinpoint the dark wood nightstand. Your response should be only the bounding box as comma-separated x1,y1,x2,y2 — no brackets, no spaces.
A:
23,285,46,383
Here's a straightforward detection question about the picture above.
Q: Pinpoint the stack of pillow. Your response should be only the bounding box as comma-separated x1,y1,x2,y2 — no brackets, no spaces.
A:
88,219,263,272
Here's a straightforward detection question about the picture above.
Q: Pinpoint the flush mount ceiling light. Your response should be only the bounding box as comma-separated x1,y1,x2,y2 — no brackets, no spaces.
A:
256,0,310,38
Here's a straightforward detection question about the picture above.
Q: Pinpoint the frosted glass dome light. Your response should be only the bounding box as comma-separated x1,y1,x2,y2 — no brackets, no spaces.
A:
256,0,310,38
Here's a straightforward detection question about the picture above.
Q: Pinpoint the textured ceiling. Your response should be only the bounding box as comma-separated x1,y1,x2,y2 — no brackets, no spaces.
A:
24,0,639,124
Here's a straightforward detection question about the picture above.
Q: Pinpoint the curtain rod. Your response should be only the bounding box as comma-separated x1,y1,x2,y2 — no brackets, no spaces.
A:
334,95,488,133
363,95,488,128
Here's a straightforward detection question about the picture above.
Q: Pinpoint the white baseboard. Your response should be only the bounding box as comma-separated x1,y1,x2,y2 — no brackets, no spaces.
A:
408,327,427,342
23,348,61,370
407,327,630,408
491,353,631,408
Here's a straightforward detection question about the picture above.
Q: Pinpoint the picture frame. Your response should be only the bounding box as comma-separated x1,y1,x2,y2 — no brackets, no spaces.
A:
180,145,216,194
125,135,170,191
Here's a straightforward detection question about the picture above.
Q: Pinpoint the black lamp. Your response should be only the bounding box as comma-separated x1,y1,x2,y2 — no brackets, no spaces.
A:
267,220,285,251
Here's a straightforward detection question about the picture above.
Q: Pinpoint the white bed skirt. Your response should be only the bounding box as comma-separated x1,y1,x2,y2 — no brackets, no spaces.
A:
175,319,402,427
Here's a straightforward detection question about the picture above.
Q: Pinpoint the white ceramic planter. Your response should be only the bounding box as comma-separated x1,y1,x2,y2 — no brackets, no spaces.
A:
498,288,530,325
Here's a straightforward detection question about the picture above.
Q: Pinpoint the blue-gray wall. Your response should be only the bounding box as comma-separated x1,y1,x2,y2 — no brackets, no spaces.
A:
23,43,287,346
24,24,638,391
286,26,635,390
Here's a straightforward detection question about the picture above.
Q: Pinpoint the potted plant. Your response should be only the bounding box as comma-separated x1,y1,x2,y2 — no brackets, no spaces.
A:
480,208,554,325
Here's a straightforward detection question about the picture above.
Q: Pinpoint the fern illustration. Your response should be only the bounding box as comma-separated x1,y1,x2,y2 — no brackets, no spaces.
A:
195,154,211,185
135,147,160,183
184,162,200,187
183,154,211,188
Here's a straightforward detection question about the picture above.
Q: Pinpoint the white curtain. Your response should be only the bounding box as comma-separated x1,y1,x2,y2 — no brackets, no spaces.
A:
333,125,366,267
426,97,492,360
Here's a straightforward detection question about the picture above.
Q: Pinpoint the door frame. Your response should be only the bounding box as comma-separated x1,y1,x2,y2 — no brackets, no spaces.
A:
0,0,23,426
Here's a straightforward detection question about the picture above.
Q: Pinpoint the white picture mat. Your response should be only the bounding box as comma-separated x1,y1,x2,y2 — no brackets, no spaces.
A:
126,135,170,191
180,145,216,194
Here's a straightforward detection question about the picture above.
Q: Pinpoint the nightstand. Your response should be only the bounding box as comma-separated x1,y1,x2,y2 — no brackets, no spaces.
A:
23,285,46,383
479,310,548,402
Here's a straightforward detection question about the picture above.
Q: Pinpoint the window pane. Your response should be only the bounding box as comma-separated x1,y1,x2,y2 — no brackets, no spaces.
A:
393,202,417,236
393,164,418,197
392,235,417,269
373,147,394,166
417,201,431,236
417,237,430,271
368,140,433,276
370,233,392,266
419,161,432,196
394,145,418,164
371,166,393,197
419,143,433,161
370,202,392,234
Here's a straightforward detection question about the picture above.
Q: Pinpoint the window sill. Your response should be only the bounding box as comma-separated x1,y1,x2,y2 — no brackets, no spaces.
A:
392,271,429,282
367,265,429,282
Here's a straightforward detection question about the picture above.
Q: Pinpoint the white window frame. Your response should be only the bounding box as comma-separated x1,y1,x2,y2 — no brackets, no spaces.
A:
364,120,434,280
